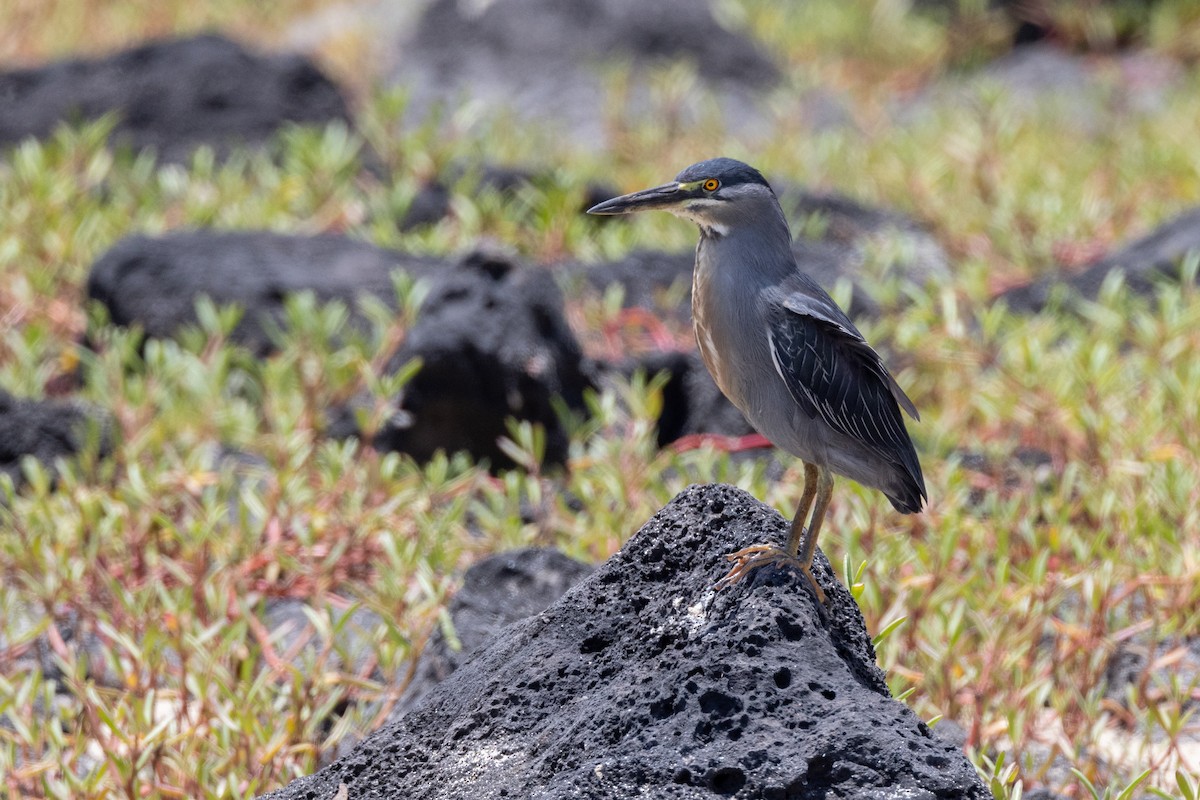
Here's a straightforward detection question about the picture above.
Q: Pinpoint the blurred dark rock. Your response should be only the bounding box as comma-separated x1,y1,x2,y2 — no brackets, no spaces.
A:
400,163,619,230
375,251,596,468
86,230,447,356
205,445,273,528
955,447,1056,507
779,188,951,290
87,234,594,468
999,207,1200,313
621,350,755,447
915,0,1170,51
902,42,1182,132
326,548,590,762
0,34,352,161
562,248,696,315
931,718,969,749
387,0,780,145
0,390,111,491
607,351,793,482
7,605,128,691
987,41,1094,94
566,240,877,332
1021,790,1070,800
260,484,988,800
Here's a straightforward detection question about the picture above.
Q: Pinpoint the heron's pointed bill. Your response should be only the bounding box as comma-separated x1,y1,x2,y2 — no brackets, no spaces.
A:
586,183,683,215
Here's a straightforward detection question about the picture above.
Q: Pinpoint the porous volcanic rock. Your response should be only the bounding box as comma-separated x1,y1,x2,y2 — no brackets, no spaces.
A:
319,548,596,764
0,391,111,490
999,206,1200,313
374,251,596,468
388,547,594,720
86,230,447,355
260,484,987,800
0,34,351,161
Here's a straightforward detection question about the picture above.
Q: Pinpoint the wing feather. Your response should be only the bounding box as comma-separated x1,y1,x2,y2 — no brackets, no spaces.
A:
766,294,921,484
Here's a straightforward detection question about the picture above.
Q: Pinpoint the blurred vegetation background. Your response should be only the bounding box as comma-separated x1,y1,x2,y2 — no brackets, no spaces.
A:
2,0,1200,798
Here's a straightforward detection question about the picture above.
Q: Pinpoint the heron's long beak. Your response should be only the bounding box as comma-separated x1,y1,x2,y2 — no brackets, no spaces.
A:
586,183,683,215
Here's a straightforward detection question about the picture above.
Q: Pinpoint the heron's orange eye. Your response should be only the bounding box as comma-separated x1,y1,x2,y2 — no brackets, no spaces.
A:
703,179,719,191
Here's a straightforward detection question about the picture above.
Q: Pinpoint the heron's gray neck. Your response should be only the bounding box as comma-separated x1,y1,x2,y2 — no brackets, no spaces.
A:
696,199,795,287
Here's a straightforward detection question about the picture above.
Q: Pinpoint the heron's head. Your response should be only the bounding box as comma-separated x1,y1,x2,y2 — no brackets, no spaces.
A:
586,157,779,237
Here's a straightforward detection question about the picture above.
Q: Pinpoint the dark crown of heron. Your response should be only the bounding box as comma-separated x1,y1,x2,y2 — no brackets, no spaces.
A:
674,157,771,191
671,158,785,238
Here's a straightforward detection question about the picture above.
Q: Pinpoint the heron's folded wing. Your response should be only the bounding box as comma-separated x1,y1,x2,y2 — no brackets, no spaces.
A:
766,293,919,472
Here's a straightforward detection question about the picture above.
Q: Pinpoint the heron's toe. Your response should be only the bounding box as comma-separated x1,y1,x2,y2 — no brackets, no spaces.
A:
714,545,789,590
713,544,828,605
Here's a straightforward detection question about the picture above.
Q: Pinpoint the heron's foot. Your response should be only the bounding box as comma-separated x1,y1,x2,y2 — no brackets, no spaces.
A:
713,544,827,604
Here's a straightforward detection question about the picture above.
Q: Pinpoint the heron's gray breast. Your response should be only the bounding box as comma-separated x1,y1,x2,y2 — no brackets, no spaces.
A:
692,246,780,415
692,260,736,403
691,239,827,462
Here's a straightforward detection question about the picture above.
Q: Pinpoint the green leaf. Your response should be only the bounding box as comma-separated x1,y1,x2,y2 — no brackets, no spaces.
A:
1115,769,1151,800
871,616,907,647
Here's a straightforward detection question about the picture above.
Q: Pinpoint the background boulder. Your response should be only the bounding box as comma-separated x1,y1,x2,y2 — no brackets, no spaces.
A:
1000,206,1200,313
0,34,352,161
387,0,780,145
0,391,110,491
86,230,446,355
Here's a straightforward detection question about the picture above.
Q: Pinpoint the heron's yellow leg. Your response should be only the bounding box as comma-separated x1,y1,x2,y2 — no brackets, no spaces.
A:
794,465,833,603
714,463,829,603
785,462,820,556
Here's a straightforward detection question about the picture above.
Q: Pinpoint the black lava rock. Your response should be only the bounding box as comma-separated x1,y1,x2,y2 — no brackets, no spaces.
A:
328,547,595,752
86,234,594,468
779,189,951,290
562,241,879,328
327,548,590,763
1000,206,1200,313
86,230,448,355
0,391,110,490
0,34,352,161
259,484,987,800
375,251,596,468
915,0,1169,51
622,350,756,447
566,248,696,313
394,547,593,713
1,605,103,691
1104,635,1200,714
404,0,778,87
261,601,386,680
901,42,1182,134
1020,791,1071,800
